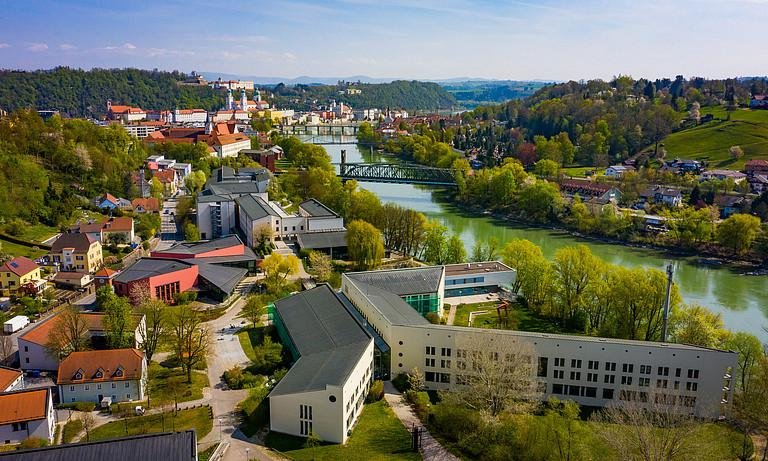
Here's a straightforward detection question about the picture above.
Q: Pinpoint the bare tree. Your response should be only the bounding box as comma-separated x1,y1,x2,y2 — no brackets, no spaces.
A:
0,334,13,365
169,304,210,384
136,298,166,363
589,400,708,461
81,411,96,442
129,279,151,306
452,333,535,416
45,305,89,360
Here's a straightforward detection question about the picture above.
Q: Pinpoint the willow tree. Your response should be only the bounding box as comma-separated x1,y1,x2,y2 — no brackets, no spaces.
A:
346,220,384,270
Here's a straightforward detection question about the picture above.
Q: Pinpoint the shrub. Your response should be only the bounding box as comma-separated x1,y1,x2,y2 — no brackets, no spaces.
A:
223,366,263,390
366,380,384,403
391,373,410,392
59,401,97,412
429,403,482,443
404,390,430,421
425,312,441,324
4,218,26,236
239,387,270,429
248,336,284,375
18,437,48,449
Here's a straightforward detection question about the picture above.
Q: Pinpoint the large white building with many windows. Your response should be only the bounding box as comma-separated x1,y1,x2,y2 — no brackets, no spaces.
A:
267,264,737,443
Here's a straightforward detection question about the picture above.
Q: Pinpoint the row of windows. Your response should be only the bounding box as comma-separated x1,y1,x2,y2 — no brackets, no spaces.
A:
542,357,700,380
445,276,485,286
69,382,130,391
425,346,452,357
71,394,130,402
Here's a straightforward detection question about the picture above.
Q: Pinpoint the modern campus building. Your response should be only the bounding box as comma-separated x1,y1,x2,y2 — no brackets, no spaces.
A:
268,263,738,443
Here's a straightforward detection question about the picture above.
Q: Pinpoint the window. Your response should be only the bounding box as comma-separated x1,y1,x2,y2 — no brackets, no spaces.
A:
571,359,582,368
97,384,102,390
588,360,599,370
11,422,28,432
439,373,450,384
125,382,130,388
23,346,28,352
639,377,650,387
585,387,597,398
112,383,116,389
70,386,75,391
552,384,564,395
587,373,598,382
425,372,436,382
622,363,634,373
604,375,615,384
640,365,651,375
605,362,616,372
425,358,435,367
621,376,633,385
686,382,698,392
569,386,580,396
85,385,89,391
126,394,131,399
425,346,436,355
674,381,680,390
656,379,668,389
115,368,123,377
554,370,564,379
657,366,669,376
554,357,565,367
570,371,581,381
537,357,548,378
676,368,682,377
440,360,451,369
687,369,700,379
441,348,452,357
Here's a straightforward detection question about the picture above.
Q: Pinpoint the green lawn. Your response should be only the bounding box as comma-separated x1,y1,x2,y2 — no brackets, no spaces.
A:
61,419,84,444
0,238,47,259
148,362,209,405
451,301,579,335
237,326,267,362
661,107,768,169
265,400,420,461
562,166,605,178
451,301,498,327
87,406,213,442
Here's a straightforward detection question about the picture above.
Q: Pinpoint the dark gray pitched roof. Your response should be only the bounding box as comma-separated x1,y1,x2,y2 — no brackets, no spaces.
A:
51,233,97,252
197,263,247,295
299,199,339,217
236,194,278,221
114,258,194,284
270,285,371,396
209,182,266,196
0,431,197,460
157,235,244,256
296,231,348,250
343,278,429,327
345,266,443,296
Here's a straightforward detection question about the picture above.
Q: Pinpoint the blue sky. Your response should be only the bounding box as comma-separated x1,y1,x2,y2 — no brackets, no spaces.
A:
1,0,767,80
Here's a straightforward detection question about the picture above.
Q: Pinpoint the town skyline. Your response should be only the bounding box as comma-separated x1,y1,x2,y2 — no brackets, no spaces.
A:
2,0,768,81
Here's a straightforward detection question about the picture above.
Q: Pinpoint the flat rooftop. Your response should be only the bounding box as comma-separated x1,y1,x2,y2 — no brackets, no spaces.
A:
344,266,443,296
444,261,514,277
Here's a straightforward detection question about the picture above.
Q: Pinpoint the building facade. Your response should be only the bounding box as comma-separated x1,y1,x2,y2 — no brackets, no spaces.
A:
0,388,55,445
0,257,42,297
49,233,103,273
57,349,147,404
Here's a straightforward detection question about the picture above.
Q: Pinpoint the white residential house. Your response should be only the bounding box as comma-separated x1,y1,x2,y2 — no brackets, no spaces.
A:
0,388,56,445
0,367,23,392
605,165,635,178
57,349,147,404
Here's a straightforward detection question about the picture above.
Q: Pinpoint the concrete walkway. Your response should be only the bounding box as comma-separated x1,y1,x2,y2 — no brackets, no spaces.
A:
383,382,459,461
445,305,457,326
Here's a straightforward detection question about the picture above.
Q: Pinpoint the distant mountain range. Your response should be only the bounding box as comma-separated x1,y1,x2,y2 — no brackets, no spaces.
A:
199,72,555,86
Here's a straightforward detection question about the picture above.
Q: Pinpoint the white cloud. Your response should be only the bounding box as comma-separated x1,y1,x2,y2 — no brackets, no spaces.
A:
101,43,136,51
0,43,10,49
147,47,194,58
59,43,76,51
27,43,48,52
209,35,270,44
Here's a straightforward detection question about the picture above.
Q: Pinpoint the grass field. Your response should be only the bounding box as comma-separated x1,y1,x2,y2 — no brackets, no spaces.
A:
61,419,84,444
237,326,265,362
661,107,768,169
452,301,580,334
265,400,420,461
148,362,209,405
0,238,47,259
87,406,213,442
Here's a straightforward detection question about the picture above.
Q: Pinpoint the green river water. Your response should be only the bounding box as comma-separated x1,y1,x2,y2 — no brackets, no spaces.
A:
308,137,767,339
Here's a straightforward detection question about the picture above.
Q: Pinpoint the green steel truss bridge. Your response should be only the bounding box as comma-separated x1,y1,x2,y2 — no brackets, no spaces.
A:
337,162,458,186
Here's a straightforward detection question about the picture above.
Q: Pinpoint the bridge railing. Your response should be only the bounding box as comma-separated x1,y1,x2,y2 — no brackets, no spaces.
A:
338,163,458,186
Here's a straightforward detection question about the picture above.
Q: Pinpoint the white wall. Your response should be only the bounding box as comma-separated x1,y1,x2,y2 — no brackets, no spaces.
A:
444,268,515,296
389,324,736,419
217,139,251,158
59,377,145,404
340,278,395,345
0,392,55,444
269,341,373,444
18,339,58,371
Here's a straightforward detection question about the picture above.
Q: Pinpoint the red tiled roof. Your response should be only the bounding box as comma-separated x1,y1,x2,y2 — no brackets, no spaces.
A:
0,389,49,425
57,349,145,385
132,197,160,212
0,367,22,391
101,217,134,233
154,169,176,184
94,267,118,278
102,193,119,205
0,256,39,277
559,179,615,196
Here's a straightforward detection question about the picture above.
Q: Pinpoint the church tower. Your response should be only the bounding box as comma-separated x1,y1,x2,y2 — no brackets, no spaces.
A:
226,89,234,111
240,90,248,111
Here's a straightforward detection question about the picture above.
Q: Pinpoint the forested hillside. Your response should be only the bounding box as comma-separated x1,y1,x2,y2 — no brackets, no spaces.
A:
0,67,225,118
269,80,456,110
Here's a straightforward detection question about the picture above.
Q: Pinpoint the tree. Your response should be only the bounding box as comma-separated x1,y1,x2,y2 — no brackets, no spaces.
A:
184,170,206,193
103,295,134,349
239,295,268,328
543,397,588,461
729,145,744,160
305,430,321,458
81,411,96,443
725,332,764,395
169,304,210,384
444,235,467,264
534,159,560,178
406,366,425,392
252,223,274,252
716,214,761,255
150,176,164,200
307,251,333,282
183,223,200,241
732,355,768,461
0,334,12,365
590,400,707,461
46,305,89,360
453,334,535,417
470,237,498,262
421,219,449,264
136,298,166,363
516,180,562,223
670,304,729,349
346,220,384,270
260,252,300,294
500,238,554,312
552,245,598,323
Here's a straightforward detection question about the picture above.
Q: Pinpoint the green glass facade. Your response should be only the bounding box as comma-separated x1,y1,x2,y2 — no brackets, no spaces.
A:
268,303,299,360
402,293,440,316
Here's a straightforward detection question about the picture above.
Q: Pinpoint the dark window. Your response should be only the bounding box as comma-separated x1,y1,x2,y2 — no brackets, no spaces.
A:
569,386,580,396
585,387,597,398
425,372,436,382
552,383,563,395
537,357,548,377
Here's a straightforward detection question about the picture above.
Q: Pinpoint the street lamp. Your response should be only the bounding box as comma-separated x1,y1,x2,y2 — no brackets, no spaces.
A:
218,418,223,441
245,448,250,460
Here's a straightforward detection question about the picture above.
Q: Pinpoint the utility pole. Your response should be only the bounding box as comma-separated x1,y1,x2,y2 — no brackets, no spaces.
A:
661,264,674,342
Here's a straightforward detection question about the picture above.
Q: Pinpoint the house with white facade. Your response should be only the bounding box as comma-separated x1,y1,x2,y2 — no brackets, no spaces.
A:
0,388,55,445
269,285,373,444
57,349,147,405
